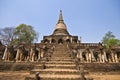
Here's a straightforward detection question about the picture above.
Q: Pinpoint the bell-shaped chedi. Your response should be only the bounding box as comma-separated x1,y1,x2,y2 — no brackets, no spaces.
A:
42,10,79,44
52,10,70,35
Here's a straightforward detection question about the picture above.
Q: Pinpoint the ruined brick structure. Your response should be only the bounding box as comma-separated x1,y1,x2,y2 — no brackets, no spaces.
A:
40,10,99,49
41,10,79,45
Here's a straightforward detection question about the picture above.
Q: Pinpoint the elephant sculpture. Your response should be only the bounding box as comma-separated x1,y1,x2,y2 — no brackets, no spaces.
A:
2,45,16,61
110,48,119,62
84,47,92,62
93,43,108,63
29,45,39,62
15,45,28,61
0,43,5,60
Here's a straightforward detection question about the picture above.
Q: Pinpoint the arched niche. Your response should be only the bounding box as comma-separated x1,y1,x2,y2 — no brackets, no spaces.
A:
58,39,63,44
66,39,70,44
44,39,49,43
51,39,56,43
73,39,77,43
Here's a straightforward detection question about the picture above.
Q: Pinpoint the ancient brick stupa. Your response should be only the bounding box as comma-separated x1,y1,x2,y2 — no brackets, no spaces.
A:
41,10,80,44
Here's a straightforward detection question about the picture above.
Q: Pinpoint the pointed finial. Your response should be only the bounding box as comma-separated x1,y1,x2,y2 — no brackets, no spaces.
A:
60,10,62,14
58,10,64,23
53,10,69,35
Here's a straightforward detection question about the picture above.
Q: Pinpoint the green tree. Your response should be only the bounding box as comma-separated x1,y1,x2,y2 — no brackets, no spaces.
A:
107,38,120,48
102,31,120,48
13,24,38,45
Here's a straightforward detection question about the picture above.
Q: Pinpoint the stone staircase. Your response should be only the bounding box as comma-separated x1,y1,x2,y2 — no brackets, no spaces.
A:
25,44,92,80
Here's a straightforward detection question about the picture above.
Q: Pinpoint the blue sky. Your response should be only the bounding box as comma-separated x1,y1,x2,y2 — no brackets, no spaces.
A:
0,0,120,43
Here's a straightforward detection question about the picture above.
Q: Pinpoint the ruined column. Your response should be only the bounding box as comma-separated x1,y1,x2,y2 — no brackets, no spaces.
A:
15,49,20,61
38,48,41,61
111,50,115,62
2,47,7,61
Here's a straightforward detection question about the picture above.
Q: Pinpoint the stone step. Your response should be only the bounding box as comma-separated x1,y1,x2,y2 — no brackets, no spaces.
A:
54,49,68,51
52,52,69,54
52,53,70,56
51,55,70,57
25,74,93,80
35,64,76,69
24,45,93,80
25,74,80,80
54,47,68,49
54,48,68,50
53,48,68,50
50,57,72,59
50,58,72,61
30,69,80,74
52,53,69,55
46,61,75,64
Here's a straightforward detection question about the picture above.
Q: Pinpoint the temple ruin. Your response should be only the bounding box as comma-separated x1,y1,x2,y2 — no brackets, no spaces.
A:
1,10,120,63
0,10,120,80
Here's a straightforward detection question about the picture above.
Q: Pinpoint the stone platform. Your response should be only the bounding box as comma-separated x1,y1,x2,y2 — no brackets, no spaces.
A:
24,44,93,80
0,45,119,80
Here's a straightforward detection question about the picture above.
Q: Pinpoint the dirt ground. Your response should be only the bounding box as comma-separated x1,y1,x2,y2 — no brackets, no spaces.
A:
0,71,119,80
0,71,29,80
89,73,120,80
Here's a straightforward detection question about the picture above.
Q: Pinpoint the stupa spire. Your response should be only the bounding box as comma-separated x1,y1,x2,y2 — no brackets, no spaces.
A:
52,10,70,35
58,10,64,23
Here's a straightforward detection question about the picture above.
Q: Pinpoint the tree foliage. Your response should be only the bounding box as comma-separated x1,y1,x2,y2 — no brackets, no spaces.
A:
0,27,15,46
102,31,115,44
107,38,120,48
102,31,120,48
13,24,38,45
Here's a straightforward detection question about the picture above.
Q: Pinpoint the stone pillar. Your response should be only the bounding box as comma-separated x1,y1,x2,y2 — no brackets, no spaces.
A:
38,48,41,61
98,52,102,63
19,52,23,61
103,51,108,62
15,49,20,62
41,50,44,58
29,48,35,62
90,49,95,62
80,49,84,62
85,52,88,62
115,53,118,62
111,51,115,62
2,47,7,60
88,52,92,62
